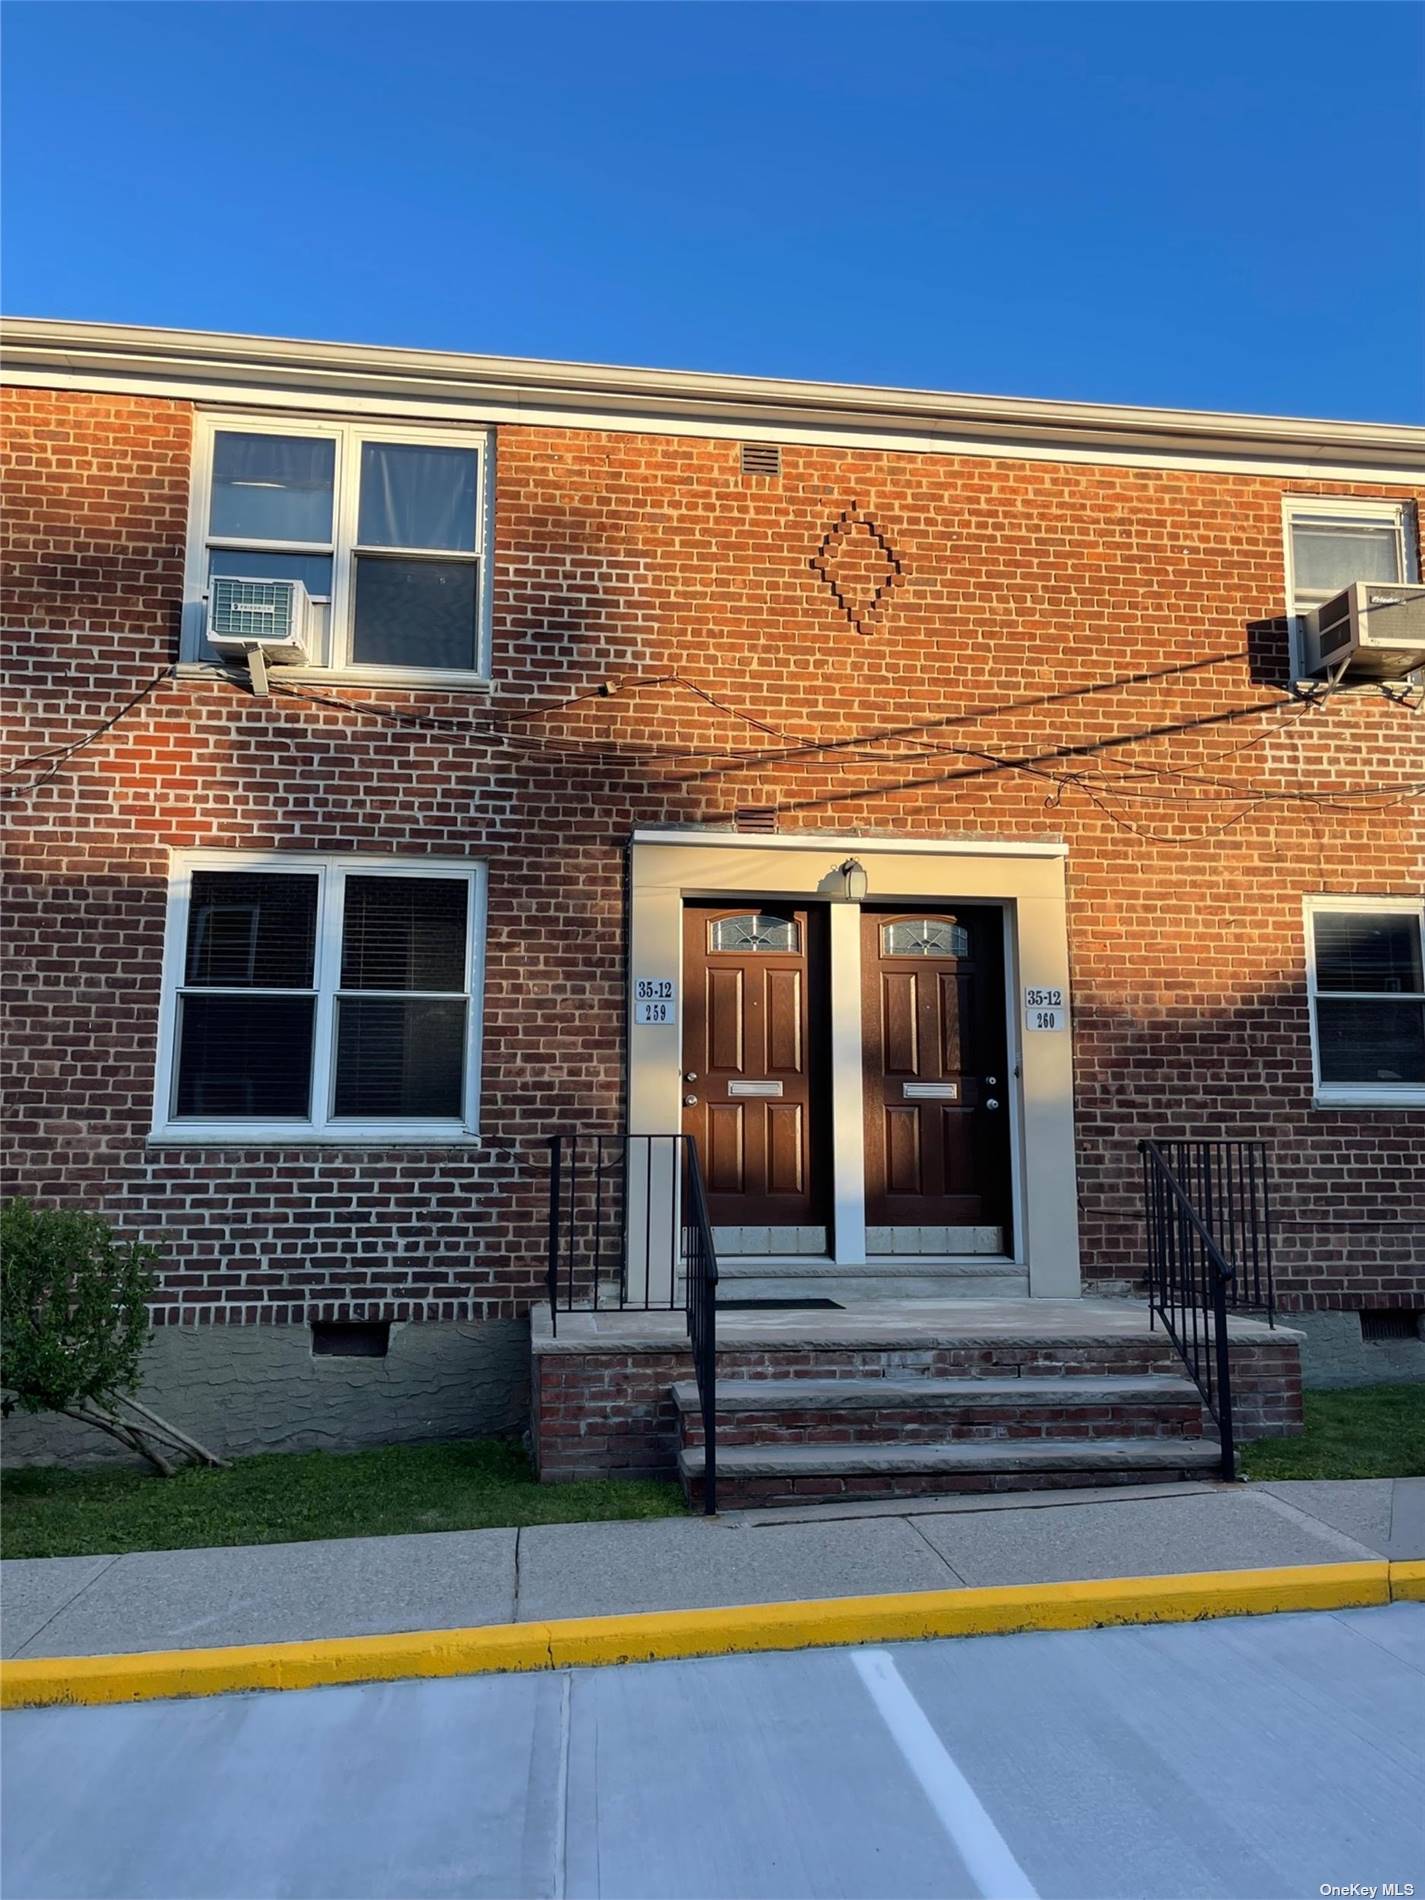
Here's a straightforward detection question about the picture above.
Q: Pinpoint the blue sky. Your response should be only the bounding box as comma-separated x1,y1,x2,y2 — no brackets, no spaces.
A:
4,3,1422,420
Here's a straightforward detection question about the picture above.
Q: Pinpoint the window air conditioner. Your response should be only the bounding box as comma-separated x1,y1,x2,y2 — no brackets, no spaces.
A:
1302,581,1425,682
207,578,311,667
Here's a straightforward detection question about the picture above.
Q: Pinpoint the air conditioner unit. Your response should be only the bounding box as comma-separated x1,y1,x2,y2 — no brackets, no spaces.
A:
207,577,311,666
1301,581,1425,682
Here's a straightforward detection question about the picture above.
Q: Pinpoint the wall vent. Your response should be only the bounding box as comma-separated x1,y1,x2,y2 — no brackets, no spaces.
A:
733,805,779,834
1360,1309,1421,1343
740,443,782,477
312,1320,391,1358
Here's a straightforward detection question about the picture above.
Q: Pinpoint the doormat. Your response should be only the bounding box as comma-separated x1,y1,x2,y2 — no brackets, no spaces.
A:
715,1298,844,1311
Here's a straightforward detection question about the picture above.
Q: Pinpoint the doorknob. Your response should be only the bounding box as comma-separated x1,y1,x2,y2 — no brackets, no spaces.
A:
985,1097,1001,1111
683,1094,699,1107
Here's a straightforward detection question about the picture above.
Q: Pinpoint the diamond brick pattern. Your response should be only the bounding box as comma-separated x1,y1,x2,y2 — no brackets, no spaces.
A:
810,502,903,633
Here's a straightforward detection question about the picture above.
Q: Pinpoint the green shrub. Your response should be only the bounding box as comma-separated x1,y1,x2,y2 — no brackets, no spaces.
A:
1,1198,156,1416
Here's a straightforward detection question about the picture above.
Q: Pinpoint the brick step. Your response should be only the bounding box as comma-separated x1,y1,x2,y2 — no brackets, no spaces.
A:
680,1436,1223,1509
671,1375,1205,1446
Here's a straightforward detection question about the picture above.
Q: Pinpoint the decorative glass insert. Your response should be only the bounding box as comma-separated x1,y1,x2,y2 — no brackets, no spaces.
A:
709,913,800,953
881,919,970,958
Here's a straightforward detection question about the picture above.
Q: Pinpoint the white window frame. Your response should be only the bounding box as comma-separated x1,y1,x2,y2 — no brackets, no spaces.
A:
182,414,495,687
1281,496,1417,682
1303,894,1425,1109
151,850,488,1143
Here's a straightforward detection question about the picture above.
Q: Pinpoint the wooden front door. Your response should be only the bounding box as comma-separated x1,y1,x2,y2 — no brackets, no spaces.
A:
682,904,827,1227
862,907,1009,1231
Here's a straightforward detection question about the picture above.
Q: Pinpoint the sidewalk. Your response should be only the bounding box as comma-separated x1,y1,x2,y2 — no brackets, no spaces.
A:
5,1477,1422,1661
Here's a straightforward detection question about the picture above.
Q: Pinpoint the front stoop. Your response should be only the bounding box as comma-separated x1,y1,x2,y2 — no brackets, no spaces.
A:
530,1300,1303,1505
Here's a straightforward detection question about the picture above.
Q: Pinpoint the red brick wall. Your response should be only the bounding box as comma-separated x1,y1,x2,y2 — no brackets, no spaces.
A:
3,383,1422,1324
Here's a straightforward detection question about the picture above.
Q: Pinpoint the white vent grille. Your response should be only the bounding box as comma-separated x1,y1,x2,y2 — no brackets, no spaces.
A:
740,443,782,477
210,577,298,642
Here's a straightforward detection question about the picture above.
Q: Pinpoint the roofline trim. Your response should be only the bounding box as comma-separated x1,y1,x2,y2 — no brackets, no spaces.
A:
4,316,1424,477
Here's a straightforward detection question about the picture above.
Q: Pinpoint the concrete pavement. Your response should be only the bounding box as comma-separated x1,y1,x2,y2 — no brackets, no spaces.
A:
4,1477,1421,1660
4,1604,1422,1899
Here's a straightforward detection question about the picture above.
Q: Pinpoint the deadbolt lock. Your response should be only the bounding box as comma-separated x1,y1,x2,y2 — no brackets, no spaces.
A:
684,1072,698,1083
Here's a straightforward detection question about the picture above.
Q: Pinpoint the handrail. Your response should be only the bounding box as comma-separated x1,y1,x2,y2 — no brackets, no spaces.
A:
681,1140,719,1515
1139,1138,1244,1481
546,1131,720,1512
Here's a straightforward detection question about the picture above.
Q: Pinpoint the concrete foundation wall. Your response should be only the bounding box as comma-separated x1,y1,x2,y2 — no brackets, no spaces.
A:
1289,1311,1425,1390
2,1319,530,1468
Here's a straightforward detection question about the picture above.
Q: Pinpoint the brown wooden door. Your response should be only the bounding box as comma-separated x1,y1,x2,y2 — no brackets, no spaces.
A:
682,904,826,1227
862,908,1009,1231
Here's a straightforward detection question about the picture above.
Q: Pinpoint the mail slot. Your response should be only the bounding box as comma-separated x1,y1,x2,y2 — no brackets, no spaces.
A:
902,1081,959,1101
727,1079,785,1099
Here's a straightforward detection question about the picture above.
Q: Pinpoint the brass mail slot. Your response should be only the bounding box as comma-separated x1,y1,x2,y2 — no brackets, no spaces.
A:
727,1080,785,1099
902,1081,960,1101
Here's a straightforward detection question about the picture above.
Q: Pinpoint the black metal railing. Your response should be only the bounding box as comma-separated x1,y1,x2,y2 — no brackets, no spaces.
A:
546,1132,719,1513
1139,1138,1275,1481
682,1140,719,1516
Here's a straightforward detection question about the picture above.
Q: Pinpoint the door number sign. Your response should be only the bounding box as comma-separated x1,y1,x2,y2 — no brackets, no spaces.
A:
1024,986,1067,1032
634,978,676,1025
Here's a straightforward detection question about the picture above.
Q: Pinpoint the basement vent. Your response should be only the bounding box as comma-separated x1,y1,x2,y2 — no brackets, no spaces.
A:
1360,1310,1421,1343
312,1320,391,1358
740,442,782,477
733,805,779,834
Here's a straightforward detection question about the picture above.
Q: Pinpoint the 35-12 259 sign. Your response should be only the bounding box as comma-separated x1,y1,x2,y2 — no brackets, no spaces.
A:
634,978,676,1025
1024,986,1067,1032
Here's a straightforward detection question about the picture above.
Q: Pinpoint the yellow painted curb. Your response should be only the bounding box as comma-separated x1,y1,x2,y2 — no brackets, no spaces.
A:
0,1560,1396,1711
1390,1558,1425,1601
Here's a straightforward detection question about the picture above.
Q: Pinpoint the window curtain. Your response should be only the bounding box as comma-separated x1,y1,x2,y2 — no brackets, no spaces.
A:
358,443,478,551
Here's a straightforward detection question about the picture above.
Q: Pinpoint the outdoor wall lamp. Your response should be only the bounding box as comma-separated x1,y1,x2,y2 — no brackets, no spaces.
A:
839,858,869,903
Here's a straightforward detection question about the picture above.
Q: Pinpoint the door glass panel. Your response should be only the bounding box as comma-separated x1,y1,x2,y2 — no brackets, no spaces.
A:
210,433,335,544
358,442,479,552
709,913,799,953
881,920,970,957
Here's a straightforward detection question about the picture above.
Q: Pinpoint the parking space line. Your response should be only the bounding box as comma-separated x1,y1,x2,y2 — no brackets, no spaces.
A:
852,1647,1037,1900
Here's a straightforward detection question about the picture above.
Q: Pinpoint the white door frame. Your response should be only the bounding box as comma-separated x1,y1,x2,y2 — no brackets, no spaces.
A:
626,830,1081,1299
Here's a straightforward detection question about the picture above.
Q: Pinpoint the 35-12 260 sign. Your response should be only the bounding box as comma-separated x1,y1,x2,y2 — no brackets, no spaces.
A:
1024,986,1067,1032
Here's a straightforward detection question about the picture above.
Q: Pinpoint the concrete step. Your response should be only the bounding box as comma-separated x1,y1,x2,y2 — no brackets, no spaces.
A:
715,1259,1030,1301
672,1375,1205,1447
680,1436,1223,1509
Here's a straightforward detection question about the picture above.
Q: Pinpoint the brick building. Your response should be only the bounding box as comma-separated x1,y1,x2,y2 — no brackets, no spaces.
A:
2,319,1422,1482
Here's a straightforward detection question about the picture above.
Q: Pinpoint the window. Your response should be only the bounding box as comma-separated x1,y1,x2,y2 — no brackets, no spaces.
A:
185,418,491,680
1283,498,1414,619
709,913,800,953
881,919,970,958
153,854,485,1140
1305,898,1425,1106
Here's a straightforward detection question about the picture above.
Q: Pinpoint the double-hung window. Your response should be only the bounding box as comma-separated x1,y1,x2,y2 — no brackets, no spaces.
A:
1305,897,1425,1107
185,418,491,681
1283,498,1416,670
153,853,486,1141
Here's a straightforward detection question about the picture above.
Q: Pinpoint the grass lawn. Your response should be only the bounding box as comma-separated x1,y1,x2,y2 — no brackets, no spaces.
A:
1241,1383,1425,1482
1,1437,685,1560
